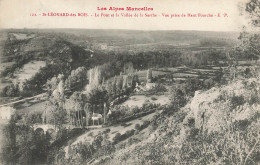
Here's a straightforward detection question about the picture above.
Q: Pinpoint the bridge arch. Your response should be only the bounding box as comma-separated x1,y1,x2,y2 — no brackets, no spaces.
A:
34,128,45,136
32,124,57,133
46,128,57,140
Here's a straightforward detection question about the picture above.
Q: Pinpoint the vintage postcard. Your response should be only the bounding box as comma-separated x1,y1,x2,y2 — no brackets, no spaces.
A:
0,0,259,164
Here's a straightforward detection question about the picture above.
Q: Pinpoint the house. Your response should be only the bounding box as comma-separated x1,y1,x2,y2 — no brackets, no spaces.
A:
146,83,156,90
92,112,102,125
0,106,15,122
100,44,108,50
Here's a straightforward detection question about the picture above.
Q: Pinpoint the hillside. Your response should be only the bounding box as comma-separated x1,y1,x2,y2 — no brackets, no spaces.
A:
0,27,258,164
90,70,260,165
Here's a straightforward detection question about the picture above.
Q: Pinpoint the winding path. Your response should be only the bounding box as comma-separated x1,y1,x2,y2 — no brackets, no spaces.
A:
0,93,47,107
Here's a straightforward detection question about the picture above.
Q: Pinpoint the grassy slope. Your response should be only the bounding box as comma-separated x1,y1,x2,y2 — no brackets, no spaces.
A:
96,76,260,165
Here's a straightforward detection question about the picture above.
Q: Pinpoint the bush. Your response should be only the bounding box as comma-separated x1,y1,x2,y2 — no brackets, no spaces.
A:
249,94,260,105
108,104,158,125
151,96,157,100
134,129,140,135
149,84,167,94
125,129,135,137
128,137,141,145
187,127,200,139
141,120,150,129
117,143,126,150
187,118,195,127
135,124,141,131
103,128,111,134
121,123,129,127
113,133,122,144
230,95,245,110
24,112,42,125
88,132,93,137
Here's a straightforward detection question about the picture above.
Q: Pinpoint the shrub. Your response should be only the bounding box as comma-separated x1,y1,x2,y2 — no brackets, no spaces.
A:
125,129,135,137
249,94,260,105
88,132,93,137
132,106,140,114
103,128,111,134
187,118,195,127
24,112,42,125
233,119,251,131
128,137,141,145
113,133,122,144
151,96,157,101
134,129,140,135
187,127,200,139
121,123,128,127
230,95,245,110
141,120,150,129
135,123,141,131
117,143,126,150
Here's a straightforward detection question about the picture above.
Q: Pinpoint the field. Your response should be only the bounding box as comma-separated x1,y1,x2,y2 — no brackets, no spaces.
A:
136,66,221,84
10,33,35,40
13,61,46,81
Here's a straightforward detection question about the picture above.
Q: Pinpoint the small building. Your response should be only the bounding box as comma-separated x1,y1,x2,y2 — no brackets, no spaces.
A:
0,106,15,121
146,83,156,90
100,44,107,50
92,112,102,125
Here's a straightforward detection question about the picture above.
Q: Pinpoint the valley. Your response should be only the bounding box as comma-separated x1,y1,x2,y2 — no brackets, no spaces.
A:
0,27,259,165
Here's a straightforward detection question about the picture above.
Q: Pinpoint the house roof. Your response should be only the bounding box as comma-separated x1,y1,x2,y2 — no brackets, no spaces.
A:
92,113,102,119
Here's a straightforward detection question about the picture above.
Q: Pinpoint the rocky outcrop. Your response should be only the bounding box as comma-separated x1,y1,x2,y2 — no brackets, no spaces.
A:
188,78,260,133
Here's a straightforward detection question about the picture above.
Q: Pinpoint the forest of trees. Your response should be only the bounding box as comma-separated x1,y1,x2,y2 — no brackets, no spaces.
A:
1,36,254,98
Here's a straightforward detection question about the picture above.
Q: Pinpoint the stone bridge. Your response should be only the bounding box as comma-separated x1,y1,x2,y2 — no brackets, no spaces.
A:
32,124,85,133
32,124,57,133
32,124,87,141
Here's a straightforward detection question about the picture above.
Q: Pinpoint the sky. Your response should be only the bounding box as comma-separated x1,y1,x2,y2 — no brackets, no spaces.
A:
0,0,250,31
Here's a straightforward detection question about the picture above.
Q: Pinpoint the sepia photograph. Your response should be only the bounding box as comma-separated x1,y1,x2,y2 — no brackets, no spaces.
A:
0,0,260,164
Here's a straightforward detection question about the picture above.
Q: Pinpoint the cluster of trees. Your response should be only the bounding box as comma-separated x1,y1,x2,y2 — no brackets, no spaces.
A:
178,50,225,67
170,77,220,111
41,60,139,128
229,0,260,61
87,63,122,90
1,40,91,97
104,74,139,102
51,132,115,164
199,38,231,47
0,113,86,165
45,76,84,128
1,115,50,165
231,31,260,61
108,103,159,125
44,73,108,128
46,67,88,94
0,34,236,98
113,121,151,144
111,49,229,70
1,81,20,97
